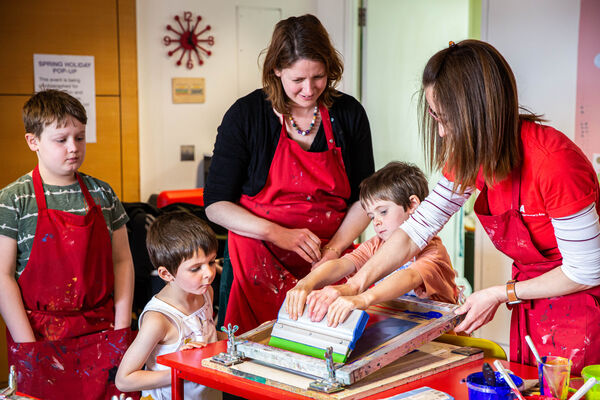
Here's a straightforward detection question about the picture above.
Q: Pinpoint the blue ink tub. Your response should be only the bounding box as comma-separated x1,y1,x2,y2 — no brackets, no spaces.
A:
465,371,524,400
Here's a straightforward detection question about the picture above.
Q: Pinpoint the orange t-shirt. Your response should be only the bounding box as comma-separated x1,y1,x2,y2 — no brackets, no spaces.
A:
342,235,458,304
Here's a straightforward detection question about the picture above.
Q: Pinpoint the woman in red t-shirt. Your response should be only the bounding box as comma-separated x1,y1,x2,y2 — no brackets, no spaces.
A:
312,40,600,374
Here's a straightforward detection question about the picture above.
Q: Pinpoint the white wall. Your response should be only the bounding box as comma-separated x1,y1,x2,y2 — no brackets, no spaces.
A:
136,0,356,200
360,0,473,290
317,0,360,96
476,0,581,352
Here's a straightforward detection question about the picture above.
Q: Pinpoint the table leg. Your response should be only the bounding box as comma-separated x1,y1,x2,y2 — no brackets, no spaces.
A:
171,368,184,400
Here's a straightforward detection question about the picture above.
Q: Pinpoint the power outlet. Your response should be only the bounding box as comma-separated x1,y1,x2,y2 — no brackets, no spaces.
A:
180,145,195,161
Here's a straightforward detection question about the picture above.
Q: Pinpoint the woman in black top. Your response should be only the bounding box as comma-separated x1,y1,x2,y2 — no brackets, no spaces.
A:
205,14,374,333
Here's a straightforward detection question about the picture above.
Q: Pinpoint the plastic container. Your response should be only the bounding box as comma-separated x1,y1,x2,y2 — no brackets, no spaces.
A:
581,365,600,400
466,371,524,400
537,355,572,400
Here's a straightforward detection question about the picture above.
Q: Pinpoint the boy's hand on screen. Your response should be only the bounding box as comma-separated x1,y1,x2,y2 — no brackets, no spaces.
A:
326,296,366,327
306,285,343,322
285,282,313,320
180,341,207,351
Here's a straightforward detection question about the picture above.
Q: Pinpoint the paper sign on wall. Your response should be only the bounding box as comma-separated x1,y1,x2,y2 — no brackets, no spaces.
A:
33,54,97,143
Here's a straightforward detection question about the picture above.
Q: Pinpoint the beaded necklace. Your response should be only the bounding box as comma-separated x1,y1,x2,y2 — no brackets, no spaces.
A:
288,106,318,136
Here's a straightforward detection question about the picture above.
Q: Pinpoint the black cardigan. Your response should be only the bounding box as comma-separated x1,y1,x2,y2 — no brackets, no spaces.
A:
204,89,375,207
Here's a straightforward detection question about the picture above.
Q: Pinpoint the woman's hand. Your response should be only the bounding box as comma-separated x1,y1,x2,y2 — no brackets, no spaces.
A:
285,280,314,320
453,285,505,334
271,226,322,264
306,283,358,322
326,295,368,327
205,202,322,263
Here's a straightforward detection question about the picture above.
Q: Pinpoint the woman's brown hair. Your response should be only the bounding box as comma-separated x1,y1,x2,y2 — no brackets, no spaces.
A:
262,14,343,114
419,39,541,190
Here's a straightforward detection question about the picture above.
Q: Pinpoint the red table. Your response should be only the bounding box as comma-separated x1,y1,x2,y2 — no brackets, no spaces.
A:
158,340,540,400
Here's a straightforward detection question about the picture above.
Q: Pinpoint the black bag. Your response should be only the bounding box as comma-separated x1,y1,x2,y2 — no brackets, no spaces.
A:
123,201,227,328
160,202,228,242
123,202,162,326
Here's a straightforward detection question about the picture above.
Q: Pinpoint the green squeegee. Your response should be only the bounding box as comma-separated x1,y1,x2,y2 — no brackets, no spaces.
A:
268,303,369,363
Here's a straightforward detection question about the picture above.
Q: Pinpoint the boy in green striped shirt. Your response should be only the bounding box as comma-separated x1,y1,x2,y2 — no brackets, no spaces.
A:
0,90,135,398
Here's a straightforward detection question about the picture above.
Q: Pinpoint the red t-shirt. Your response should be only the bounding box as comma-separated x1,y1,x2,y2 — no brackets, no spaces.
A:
445,120,600,260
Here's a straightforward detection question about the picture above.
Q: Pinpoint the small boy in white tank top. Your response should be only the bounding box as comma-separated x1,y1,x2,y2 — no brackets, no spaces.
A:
116,212,225,399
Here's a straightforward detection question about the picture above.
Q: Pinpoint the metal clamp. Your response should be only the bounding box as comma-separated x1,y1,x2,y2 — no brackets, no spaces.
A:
212,324,245,366
0,366,30,400
308,347,344,393
0,365,17,399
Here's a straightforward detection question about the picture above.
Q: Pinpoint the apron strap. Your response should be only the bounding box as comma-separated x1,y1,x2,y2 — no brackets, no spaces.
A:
319,105,336,150
511,165,521,210
75,172,97,209
279,105,337,150
32,166,47,211
31,166,97,212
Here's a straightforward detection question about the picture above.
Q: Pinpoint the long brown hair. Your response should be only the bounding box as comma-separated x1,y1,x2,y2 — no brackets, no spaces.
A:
262,14,343,114
419,39,541,190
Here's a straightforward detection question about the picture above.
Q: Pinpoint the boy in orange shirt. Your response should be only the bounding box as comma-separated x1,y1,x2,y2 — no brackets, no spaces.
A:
285,161,458,326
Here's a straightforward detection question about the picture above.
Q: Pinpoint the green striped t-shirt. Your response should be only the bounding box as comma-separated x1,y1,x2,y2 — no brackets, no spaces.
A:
0,172,128,277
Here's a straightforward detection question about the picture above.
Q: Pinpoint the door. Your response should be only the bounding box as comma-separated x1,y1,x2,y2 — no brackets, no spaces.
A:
360,0,473,291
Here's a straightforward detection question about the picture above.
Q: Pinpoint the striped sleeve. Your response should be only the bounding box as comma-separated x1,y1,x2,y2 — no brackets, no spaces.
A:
0,181,23,240
400,176,473,249
106,187,128,231
552,203,600,285
83,176,129,233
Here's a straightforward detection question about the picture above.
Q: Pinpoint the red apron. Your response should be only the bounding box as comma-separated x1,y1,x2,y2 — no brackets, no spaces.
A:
224,106,351,333
474,166,600,374
6,166,136,400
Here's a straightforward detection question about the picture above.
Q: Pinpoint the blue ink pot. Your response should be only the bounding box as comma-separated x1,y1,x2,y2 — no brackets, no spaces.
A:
465,371,524,400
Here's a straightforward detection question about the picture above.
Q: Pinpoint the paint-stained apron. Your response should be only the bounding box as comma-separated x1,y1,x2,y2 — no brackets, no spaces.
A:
6,166,136,400
224,105,351,334
474,166,600,374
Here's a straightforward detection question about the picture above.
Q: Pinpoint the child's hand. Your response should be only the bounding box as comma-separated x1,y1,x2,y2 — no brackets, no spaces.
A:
285,281,314,320
326,295,367,327
180,340,207,351
307,283,361,322
306,285,343,322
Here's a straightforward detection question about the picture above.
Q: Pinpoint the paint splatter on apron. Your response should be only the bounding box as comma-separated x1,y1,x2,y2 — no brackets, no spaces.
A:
224,106,351,334
6,166,136,399
475,166,600,374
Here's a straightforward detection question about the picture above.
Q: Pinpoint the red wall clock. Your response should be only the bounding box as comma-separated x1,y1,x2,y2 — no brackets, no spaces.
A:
163,11,214,69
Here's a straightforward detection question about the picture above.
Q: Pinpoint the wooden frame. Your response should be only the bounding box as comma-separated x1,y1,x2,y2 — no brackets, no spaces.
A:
206,296,463,387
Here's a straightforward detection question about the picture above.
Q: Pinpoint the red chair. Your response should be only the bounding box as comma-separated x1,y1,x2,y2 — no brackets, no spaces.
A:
156,188,204,208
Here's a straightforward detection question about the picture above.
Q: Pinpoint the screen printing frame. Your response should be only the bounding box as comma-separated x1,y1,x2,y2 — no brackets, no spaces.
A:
209,296,462,386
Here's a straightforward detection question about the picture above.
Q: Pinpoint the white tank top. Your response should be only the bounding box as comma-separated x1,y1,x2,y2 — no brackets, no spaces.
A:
139,292,221,400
